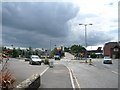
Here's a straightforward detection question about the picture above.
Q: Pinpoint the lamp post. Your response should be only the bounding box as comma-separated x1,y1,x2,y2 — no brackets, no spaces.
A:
11,45,13,58
50,40,51,52
79,23,92,63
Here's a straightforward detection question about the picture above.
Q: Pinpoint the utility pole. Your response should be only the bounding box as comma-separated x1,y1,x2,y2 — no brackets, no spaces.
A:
79,23,93,63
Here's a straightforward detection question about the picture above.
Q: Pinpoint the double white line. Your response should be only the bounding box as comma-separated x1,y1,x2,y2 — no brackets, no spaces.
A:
66,66,81,90
41,66,81,90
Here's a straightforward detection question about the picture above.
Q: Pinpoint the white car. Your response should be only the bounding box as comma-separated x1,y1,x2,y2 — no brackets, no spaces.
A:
29,55,42,65
103,56,112,64
54,55,60,60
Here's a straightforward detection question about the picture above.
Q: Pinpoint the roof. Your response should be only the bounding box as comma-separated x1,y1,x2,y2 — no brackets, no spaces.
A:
87,45,103,51
105,42,118,45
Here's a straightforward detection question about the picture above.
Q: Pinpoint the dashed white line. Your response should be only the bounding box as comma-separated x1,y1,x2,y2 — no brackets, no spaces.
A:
40,67,49,76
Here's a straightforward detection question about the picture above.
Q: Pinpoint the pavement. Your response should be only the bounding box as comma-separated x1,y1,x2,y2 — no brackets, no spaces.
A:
39,64,73,89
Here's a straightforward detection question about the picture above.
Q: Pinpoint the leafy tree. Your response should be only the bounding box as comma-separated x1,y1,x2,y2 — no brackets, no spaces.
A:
64,47,70,52
90,53,97,58
50,48,57,57
70,45,86,54
12,48,19,58
17,48,22,56
28,47,33,56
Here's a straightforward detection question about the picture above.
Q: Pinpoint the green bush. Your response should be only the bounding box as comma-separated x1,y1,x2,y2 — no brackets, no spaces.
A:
44,58,49,65
90,53,97,58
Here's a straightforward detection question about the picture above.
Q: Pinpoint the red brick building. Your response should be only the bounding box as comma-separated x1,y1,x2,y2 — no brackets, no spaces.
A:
103,42,120,59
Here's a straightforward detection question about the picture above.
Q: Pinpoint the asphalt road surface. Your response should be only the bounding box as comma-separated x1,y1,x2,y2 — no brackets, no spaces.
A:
40,64,72,88
0,53,118,89
60,52,118,88
0,58,49,85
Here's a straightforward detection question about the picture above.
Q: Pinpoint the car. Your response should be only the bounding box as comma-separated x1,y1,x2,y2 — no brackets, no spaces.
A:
54,55,60,60
25,58,30,61
103,56,112,64
25,56,30,61
29,55,42,65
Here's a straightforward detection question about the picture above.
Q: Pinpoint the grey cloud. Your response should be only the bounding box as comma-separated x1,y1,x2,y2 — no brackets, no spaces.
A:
87,31,114,46
2,2,79,38
68,30,115,47
2,2,79,48
108,2,114,5
3,26,50,47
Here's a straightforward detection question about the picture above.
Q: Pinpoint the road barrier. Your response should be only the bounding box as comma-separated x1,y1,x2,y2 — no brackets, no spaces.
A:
16,74,40,90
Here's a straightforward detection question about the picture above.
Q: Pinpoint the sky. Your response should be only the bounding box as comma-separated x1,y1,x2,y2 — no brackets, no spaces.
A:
1,0,119,49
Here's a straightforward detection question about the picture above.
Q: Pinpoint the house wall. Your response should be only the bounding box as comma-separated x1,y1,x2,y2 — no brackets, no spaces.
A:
103,42,119,58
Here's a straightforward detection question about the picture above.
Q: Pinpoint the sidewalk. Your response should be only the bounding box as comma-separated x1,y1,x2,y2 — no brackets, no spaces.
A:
39,64,73,89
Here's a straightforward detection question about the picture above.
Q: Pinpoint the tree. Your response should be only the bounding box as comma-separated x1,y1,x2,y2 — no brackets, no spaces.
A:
90,53,97,58
50,48,57,58
12,48,19,58
70,45,86,55
64,47,70,52
17,48,22,56
28,47,33,56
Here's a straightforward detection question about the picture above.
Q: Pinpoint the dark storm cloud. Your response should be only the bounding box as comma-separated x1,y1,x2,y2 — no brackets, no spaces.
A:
2,26,54,47
2,2,79,37
2,2,79,47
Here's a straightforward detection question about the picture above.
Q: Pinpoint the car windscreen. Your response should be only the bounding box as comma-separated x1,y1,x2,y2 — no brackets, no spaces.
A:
32,57,39,59
104,57,111,59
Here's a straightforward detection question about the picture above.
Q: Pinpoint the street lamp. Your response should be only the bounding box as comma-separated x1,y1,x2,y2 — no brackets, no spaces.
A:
50,40,51,51
11,45,13,58
79,23,93,63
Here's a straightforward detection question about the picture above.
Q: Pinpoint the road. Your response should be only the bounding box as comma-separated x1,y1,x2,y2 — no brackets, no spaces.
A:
0,58,73,88
0,53,118,89
40,64,72,88
60,52,118,88
0,58,49,85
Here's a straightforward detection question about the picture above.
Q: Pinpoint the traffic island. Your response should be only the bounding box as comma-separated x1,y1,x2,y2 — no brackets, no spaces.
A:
16,74,40,90
40,64,72,88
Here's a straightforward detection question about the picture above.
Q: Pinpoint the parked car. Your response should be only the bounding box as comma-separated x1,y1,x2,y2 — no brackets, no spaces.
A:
103,56,112,64
25,56,30,61
29,55,42,65
54,55,60,60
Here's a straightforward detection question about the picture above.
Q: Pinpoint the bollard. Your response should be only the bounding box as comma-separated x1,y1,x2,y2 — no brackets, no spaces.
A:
49,60,54,68
89,58,92,65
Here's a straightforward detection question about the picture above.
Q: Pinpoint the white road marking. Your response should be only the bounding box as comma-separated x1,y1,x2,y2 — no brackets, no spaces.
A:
111,71,118,75
71,69,81,89
40,67,49,76
66,66,75,90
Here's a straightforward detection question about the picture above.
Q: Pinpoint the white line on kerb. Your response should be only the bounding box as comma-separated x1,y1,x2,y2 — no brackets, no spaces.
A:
66,66,75,90
71,69,81,89
40,67,49,76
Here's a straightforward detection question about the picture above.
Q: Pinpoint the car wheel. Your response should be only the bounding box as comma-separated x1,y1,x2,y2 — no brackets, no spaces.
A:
30,61,33,65
39,62,41,65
